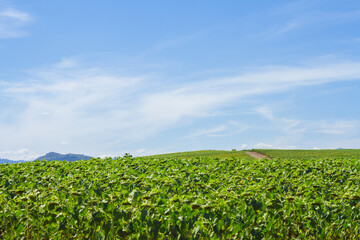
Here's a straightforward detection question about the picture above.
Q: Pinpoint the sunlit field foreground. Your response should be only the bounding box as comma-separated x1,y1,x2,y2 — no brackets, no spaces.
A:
1,150,360,239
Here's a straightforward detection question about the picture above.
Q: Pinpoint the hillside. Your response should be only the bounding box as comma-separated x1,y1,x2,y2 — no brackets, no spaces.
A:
142,149,251,159
251,149,360,159
2,149,360,164
141,149,360,160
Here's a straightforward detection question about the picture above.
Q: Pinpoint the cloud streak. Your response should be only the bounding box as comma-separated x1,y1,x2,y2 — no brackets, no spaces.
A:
0,8,32,38
251,103,360,151
0,149,37,161
140,32,204,57
1,59,360,159
183,125,227,139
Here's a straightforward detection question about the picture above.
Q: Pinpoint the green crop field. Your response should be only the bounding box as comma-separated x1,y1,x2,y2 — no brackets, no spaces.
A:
142,150,251,160
1,150,360,239
252,149,360,159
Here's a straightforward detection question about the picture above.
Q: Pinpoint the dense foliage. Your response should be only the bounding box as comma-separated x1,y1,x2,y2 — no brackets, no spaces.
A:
1,153,360,239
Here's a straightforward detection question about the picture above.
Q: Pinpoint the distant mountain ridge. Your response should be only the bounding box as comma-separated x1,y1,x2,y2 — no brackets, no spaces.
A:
0,152,93,164
35,152,93,162
0,159,26,164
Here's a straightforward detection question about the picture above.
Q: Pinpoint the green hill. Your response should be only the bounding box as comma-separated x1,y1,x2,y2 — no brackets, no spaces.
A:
141,149,251,159
251,149,360,159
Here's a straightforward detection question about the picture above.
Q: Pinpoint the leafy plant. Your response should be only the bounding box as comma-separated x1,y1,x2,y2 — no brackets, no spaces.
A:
1,151,360,238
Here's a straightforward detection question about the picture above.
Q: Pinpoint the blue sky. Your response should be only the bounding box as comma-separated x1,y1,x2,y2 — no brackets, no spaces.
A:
1,0,360,160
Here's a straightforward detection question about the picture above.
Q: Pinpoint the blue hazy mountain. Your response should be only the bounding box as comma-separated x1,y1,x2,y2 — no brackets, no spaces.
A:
0,159,26,164
35,152,93,162
0,152,93,164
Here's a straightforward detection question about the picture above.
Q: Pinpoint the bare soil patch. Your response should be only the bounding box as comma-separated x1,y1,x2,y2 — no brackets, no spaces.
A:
245,151,271,160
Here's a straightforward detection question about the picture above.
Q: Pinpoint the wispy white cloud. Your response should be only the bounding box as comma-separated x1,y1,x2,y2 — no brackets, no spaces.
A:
312,120,359,135
54,57,79,69
254,102,359,134
0,149,37,161
183,125,227,139
1,58,360,159
258,0,360,39
183,121,250,139
261,21,300,37
252,142,297,149
1,8,30,21
0,8,32,38
251,102,359,152
240,144,249,150
254,106,276,120
139,31,205,57
254,143,274,149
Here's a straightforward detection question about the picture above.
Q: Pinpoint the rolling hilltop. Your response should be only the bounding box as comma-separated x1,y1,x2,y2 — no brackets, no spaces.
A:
2,149,360,164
